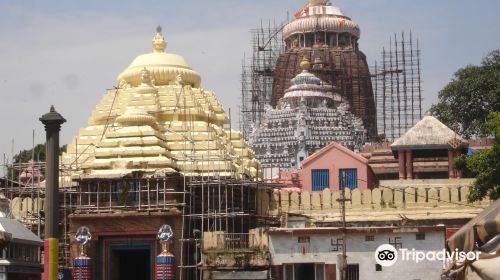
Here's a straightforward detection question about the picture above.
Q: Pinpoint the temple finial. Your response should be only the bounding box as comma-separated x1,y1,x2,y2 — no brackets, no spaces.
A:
309,0,329,6
300,57,311,71
152,25,167,53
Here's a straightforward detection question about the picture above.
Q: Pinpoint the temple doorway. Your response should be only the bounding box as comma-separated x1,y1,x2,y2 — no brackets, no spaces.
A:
109,244,152,280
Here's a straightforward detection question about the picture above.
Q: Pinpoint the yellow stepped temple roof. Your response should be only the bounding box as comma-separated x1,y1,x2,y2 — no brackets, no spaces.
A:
61,27,260,181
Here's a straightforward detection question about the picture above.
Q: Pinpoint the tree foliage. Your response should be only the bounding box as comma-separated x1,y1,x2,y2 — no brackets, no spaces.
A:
431,50,500,138
455,112,500,202
6,144,67,182
13,144,46,164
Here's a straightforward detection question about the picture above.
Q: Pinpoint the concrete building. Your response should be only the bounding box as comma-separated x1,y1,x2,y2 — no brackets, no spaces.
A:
0,194,43,280
268,226,446,280
298,142,376,192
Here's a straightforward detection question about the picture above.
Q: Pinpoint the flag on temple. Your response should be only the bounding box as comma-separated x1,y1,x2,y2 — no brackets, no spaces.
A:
294,4,309,18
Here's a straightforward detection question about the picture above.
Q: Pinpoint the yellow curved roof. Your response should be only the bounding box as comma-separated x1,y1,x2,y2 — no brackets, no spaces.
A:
126,52,192,70
60,28,260,182
117,27,201,87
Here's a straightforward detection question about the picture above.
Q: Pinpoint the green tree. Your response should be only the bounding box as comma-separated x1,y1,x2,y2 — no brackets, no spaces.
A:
431,50,500,138
13,144,46,164
455,112,500,202
6,144,67,182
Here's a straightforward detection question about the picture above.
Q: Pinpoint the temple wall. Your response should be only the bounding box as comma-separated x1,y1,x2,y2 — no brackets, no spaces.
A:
256,180,489,222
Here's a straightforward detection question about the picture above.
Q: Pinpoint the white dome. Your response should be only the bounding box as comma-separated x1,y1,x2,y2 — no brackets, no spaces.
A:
117,28,201,87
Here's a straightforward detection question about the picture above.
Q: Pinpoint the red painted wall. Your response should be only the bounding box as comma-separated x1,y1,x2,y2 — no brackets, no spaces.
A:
299,143,375,192
325,264,337,280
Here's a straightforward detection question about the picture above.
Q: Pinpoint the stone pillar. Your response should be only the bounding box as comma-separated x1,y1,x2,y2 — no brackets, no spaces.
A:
40,106,66,280
398,150,406,179
448,150,456,179
405,150,413,179
455,150,462,178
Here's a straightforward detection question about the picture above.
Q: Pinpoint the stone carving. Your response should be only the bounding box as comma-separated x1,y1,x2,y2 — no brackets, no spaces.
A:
250,58,365,169
152,25,167,52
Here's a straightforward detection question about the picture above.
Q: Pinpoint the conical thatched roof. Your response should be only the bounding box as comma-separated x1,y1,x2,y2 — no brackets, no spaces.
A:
391,114,468,150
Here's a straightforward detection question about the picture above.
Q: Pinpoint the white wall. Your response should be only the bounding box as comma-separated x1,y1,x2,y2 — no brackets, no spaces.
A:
269,230,445,280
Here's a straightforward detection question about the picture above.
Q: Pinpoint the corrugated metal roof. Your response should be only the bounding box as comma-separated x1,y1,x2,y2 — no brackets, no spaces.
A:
0,217,42,246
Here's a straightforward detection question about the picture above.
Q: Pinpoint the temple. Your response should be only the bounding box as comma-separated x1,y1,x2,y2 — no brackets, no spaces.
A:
272,0,377,139
44,28,272,279
250,57,365,173
61,27,260,180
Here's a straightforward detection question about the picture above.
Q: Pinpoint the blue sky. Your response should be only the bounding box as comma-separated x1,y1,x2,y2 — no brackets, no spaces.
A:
0,0,499,174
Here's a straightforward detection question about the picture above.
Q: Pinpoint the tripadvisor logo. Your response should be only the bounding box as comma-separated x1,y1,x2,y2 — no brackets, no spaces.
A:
374,244,480,267
375,244,398,267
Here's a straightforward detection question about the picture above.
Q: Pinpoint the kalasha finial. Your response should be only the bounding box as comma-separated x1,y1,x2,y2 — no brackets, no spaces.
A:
152,25,167,53
300,57,311,71
40,105,66,128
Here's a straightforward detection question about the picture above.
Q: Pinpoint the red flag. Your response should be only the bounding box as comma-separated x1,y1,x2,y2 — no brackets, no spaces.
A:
294,4,310,18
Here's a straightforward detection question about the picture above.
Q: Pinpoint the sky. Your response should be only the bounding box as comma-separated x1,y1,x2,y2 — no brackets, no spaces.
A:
0,0,499,175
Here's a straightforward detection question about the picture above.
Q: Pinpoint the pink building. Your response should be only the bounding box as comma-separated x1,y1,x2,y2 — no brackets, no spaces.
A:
299,142,376,192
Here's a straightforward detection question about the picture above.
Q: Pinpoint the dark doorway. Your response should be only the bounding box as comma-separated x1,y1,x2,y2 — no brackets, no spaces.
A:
294,263,315,279
347,264,360,280
110,245,151,280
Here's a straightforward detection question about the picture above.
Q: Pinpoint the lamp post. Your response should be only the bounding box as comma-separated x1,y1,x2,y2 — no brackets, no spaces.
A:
40,106,66,280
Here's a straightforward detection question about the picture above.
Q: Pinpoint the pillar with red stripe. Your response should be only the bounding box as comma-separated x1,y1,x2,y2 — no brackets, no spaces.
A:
156,251,175,280
73,255,91,280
